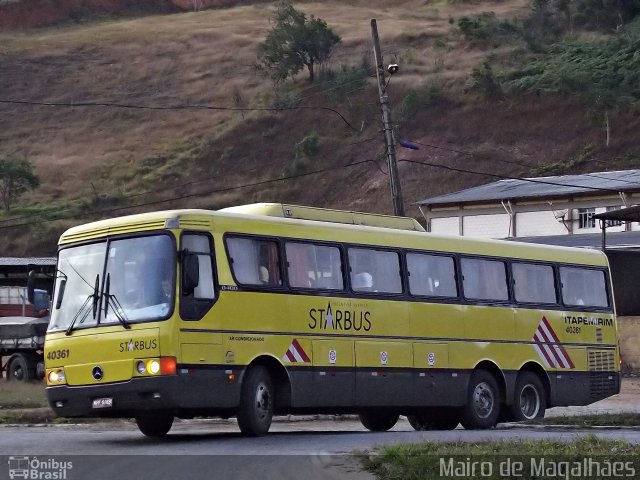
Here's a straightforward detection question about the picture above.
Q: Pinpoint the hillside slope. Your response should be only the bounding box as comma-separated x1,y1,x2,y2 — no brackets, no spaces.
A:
1,0,639,255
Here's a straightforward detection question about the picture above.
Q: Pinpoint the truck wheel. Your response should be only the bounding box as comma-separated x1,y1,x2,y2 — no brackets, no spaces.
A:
7,354,36,382
460,370,500,430
237,366,274,437
510,372,546,421
359,411,399,432
135,412,174,437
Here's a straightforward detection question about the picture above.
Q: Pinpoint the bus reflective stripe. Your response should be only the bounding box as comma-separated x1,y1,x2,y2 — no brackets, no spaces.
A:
532,317,575,369
533,332,558,368
533,343,553,368
283,339,311,363
537,322,568,368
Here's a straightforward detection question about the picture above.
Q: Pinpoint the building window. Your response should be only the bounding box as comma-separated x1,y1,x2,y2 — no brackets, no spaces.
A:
577,208,595,229
606,206,622,227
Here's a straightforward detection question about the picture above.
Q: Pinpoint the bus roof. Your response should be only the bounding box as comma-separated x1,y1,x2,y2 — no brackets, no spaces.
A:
58,204,608,266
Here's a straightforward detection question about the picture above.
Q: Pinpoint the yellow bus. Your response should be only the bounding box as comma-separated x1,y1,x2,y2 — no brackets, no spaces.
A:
40,203,620,437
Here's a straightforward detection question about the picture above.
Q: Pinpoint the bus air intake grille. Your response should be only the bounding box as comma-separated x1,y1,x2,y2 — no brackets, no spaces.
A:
587,349,616,400
588,350,614,371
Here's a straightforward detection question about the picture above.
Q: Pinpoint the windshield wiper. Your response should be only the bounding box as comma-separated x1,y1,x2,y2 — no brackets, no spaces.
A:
103,273,130,329
65,274,100,336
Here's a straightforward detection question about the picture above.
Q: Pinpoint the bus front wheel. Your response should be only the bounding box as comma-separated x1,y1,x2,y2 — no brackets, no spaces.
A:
359,411,399,432
510,372,546,421
460,370,500,430
135,412,174,437
237,366,274,437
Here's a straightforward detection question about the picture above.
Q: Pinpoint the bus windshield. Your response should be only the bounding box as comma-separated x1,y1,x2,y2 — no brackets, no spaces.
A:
48,234,175,332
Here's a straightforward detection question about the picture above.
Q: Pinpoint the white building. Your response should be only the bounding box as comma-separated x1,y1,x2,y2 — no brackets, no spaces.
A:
416,169,640,244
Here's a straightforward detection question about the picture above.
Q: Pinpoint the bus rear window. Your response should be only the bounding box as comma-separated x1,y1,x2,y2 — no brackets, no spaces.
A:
560,267,609,308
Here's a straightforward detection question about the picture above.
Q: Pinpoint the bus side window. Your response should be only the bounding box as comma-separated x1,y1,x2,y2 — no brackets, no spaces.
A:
227,237,282,287
560,266,608,308
407,253,457,297
461,257,508,301
348,247,401,294
513,263,556,304
285,242,343,290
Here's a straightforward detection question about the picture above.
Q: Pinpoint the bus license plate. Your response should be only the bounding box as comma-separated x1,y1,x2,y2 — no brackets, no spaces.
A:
92,398,113,409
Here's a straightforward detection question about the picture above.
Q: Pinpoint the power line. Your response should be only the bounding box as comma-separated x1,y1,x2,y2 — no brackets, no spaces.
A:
399,158,634,194
0,158,375,232
404,140,640,186
0,135,380,227
0,98,360,132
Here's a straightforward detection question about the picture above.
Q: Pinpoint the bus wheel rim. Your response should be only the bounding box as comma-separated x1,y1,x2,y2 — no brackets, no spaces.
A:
254,382,270,420
12,365,24,380
472,382,494,419
519,384,540,419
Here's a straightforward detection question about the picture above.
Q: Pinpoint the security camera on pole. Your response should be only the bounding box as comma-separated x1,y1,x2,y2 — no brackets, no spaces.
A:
371,19,404,216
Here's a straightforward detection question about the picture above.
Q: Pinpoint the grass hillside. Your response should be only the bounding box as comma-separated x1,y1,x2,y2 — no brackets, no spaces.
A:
1,0,639,254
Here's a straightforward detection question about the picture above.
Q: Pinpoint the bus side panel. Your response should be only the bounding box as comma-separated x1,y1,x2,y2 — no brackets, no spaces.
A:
310,339,355,407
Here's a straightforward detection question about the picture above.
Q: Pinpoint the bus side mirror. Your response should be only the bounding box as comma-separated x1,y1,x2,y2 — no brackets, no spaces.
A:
183,254,200,296
27,270,36,304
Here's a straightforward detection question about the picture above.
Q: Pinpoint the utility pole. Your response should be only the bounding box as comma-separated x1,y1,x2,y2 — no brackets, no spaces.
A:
371,18,404,216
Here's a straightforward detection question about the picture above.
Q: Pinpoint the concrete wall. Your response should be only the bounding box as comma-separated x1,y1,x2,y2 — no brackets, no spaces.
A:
618,316,640,370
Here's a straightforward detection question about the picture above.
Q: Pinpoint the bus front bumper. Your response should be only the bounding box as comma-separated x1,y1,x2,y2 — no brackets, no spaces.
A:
47,370,241,417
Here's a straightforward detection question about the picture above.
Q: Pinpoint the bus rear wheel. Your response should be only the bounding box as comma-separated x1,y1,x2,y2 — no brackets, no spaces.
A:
359,411,399,432
460,370,500,430
408,409,459,431
135,412,174,437
510,372,546,421
237,366,274,437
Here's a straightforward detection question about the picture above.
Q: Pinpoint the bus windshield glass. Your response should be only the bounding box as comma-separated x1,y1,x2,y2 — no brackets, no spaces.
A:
48,235,175,332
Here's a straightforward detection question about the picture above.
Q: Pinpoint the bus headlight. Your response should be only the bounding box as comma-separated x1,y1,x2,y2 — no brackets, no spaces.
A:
136,361,147,375
47,369,65,384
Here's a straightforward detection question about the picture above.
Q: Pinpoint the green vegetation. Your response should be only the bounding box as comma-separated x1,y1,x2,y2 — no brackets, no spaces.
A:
364,436,640,480
457,12,518,46
529,145,594,176
257,1,341,83
528,413,640,427
466,59,504,100
0,382,48,409
284,132,320,176
398,81,444,125
0,154,40,214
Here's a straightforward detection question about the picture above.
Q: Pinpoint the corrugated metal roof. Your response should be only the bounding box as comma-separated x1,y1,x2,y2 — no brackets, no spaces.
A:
416,169,640,207
0,257,56,267
512,231,640,249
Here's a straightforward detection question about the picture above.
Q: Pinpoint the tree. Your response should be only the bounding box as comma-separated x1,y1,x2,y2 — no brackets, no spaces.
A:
0,154,40,214
257,1,341,83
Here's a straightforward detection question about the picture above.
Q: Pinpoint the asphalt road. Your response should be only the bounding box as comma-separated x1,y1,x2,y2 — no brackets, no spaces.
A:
2,418,640,480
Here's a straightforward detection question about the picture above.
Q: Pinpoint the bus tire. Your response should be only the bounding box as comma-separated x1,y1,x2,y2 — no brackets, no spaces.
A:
237,366,274,437
135,412,174,437
359,411,399,432
510,372,546,421
460,370,500,430
7,354,36,382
